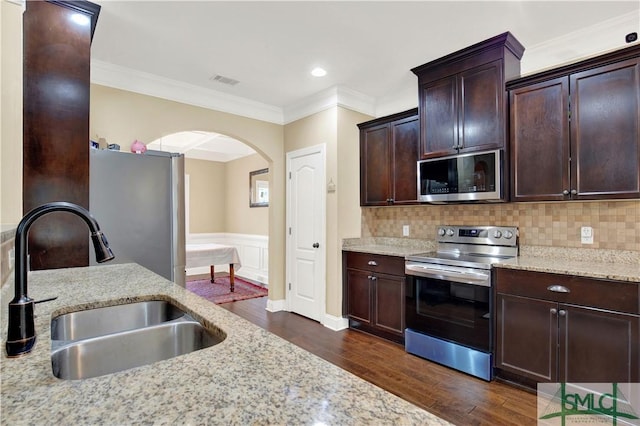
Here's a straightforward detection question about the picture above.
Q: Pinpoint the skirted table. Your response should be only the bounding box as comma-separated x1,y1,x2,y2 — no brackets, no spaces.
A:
186,243,242,292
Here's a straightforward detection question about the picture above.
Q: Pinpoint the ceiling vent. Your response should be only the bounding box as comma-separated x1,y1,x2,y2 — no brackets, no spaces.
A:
210,74,240,86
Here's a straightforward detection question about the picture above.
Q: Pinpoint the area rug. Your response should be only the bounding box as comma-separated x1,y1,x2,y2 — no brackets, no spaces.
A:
185,276,268,304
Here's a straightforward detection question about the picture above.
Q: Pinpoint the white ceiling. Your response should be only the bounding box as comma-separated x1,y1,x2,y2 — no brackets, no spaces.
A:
90,1,640,159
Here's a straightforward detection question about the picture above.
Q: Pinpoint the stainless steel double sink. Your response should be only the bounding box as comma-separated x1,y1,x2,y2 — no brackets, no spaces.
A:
51,300,225,380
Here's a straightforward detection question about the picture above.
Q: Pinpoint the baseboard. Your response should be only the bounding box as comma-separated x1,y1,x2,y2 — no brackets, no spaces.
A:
266,298,287,312
262,301,348,331
323,313,348,331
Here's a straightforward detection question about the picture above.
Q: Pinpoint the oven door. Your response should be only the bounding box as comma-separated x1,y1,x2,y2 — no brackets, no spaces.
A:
405,262,492,352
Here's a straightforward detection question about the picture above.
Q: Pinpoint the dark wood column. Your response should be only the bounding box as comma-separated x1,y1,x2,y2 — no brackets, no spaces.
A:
23,0,100,270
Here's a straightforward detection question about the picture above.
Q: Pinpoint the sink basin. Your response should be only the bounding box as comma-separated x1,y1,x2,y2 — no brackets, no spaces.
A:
51,300,187,341
50,300,225,380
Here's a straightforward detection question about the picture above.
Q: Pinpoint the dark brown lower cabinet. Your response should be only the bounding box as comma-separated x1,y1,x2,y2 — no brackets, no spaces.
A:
343,251,405,344
495,268,639,388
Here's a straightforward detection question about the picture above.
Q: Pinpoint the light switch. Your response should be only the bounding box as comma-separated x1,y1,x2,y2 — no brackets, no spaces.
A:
402,225,410,237
581,226,593,244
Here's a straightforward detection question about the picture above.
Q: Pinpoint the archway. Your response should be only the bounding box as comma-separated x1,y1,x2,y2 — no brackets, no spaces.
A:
147,130,271,287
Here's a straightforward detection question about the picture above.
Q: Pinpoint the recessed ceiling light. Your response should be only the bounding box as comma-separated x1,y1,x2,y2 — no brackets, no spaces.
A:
311,67,327,77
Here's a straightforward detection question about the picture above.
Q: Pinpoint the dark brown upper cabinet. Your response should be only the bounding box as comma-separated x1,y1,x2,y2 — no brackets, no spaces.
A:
23,1,100,270
508,44,640,202
358,109,419,206
412,32,524,159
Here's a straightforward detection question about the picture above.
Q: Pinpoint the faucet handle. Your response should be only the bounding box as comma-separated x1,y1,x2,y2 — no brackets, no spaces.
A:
34,296,58,304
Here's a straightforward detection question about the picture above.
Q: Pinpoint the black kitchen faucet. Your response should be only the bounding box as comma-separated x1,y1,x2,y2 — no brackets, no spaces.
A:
5,202,114,357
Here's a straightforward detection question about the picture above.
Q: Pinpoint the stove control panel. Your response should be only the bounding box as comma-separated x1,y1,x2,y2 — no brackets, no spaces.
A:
436,226,518,246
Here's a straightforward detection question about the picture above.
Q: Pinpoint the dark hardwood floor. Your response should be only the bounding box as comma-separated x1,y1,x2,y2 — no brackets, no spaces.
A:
219,296,538,426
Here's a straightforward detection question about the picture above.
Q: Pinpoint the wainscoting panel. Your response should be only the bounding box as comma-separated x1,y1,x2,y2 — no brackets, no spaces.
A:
186,233,269,285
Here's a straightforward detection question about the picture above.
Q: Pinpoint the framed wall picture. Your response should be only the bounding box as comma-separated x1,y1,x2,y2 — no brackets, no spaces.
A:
250,168,269,207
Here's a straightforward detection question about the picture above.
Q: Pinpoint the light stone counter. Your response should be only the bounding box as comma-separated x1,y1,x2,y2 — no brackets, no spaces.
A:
494,253,640,283
343,238,639,283
342,237,435,257
0,263,449,425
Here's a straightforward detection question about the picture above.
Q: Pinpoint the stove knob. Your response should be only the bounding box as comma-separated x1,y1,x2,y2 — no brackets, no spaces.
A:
504,230,514,239
438,228,446,237
446,228,455,237
493,230,502,239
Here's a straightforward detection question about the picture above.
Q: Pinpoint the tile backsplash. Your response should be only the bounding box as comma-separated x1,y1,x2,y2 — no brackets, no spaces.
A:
362,200,640,252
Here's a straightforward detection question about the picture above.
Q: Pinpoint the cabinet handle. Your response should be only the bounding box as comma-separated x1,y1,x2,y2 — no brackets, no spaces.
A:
562,190,569,196
558,309,566,317
367,275,373,280
550,308,557,315
367,261,378,266
547,285,570,293
371,276,377,281
570,189,577,195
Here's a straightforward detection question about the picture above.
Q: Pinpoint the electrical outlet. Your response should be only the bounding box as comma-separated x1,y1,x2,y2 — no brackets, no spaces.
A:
581,226,594,244
402,225,410,237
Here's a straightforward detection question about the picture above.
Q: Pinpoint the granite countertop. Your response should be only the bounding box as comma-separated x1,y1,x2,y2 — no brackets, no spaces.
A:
343,238,639,283
0,263,449,425
342,237,435,257
494,253,640,283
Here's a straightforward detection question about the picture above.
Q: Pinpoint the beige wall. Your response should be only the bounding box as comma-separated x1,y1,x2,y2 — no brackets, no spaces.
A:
0,1,23,227
284,106,371,317
225,153,269,235
184,158,226,233
185,154,269,235
334,107,372,313
90,84,286,300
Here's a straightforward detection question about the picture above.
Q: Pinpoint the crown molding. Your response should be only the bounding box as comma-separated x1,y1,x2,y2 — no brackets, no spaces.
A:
91,60,285,124
91,60,377,125
282,85,376,124
522,11,639,75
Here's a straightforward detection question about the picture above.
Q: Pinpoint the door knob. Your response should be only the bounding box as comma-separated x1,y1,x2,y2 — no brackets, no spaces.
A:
312,242,319,248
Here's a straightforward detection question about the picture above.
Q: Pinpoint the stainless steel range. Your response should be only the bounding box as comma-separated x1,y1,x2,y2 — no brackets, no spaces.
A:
404,225,518,381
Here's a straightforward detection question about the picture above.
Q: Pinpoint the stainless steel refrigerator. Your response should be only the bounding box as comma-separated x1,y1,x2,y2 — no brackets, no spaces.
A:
90,149,186,286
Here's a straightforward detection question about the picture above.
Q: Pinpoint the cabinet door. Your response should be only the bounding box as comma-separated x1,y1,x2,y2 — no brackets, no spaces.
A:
420,76,458,158
571,57,640,199
510,77,570,201
389,116,420,204
346,268,372,324
360,124,391,205
496,294,558,382
373,273,405,336
459,60,504,152
560,305,639,383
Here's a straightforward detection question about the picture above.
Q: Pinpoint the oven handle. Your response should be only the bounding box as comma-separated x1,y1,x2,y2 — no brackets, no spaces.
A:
405,264,490,287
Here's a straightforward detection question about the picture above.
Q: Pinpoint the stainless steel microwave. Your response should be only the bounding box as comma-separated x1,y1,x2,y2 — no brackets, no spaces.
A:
417,149,504,203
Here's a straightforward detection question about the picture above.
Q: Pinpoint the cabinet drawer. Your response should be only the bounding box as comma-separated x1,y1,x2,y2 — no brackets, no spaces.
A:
344,252,405,276
495,268,639,314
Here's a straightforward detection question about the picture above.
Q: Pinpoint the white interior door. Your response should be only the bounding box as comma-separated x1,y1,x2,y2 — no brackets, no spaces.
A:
286,145,326,322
